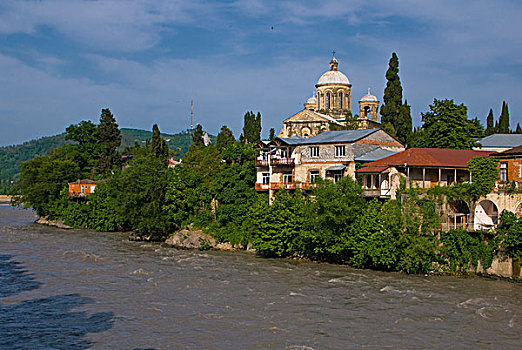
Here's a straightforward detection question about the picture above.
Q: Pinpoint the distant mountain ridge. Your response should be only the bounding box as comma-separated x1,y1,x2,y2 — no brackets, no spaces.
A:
0,128,214,194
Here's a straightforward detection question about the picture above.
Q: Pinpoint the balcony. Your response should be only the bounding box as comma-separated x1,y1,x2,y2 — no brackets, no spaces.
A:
255,182,315,191
255,157,295,167
362,188,391,198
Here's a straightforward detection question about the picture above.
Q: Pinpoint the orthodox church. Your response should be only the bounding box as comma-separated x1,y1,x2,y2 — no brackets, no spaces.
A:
278,56,380,138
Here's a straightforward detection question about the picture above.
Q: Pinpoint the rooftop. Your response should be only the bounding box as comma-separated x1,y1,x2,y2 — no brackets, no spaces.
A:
355,147,398,162
299,129,380,144
477,134,522,148
360,148,492,168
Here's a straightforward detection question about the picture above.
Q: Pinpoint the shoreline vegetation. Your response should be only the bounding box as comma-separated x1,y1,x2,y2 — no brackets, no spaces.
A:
9,109,522,279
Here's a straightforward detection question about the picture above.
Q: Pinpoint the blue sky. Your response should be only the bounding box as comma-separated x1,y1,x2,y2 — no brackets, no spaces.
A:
1,0,522,146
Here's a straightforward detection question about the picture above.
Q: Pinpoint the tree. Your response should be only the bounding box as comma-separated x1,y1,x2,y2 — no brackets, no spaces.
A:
97,108,121,174
150,124,169,161
380,52,411,143
216,125,236,152
240,111,262,144
498,101,510,134
397,101,412,143
516,123,522,134
410,99,480,149
485,108,496,136
269,128,276,141
192,124,204,147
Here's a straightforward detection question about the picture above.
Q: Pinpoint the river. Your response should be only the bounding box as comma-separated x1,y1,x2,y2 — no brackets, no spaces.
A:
0,205,521,349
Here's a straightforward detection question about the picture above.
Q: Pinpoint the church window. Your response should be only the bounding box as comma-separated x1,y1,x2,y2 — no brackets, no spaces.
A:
310,146,319,158
326,92,331,109
318,94,321,109
335,145,345,157
339,92,343,109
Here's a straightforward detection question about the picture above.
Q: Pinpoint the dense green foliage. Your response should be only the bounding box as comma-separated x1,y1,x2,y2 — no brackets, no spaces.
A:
467,157,499,198
409,99,483,149
439,229,493,272
216,125,237,151
496,211,522,261
380,52,411,144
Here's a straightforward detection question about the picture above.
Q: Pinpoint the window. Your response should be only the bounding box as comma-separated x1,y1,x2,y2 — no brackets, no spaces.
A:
310,170,320,183
500,162,508,182
335,145,345,157
333,173,343,183
280,148,288,158
283,173,293,183
310,146,319,158
262,173,270,184
318,93,321,109
262,151,268,160
339,91,343,109
326,92,331,109
364,106,371,118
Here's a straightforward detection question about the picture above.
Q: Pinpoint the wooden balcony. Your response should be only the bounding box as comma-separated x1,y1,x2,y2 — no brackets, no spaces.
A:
255,182,314,191
255,157,294,167
255,183,270,190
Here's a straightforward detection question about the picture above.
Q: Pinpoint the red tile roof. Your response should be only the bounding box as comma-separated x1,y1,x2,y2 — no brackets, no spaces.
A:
355,166,389,173
360,148,491,169
496,144,522,156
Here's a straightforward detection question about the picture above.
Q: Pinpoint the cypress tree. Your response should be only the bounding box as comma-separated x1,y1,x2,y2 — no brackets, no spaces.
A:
151,124,169,160
269,128,276,141
498,101,510,134
97,108,121,174
192,124,204,147
397,100,412,144
380,52,411,144
516,123,522,134
485,108,495,136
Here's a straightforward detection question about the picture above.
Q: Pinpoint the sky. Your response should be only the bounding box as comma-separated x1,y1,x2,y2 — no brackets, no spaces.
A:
1,0,522,146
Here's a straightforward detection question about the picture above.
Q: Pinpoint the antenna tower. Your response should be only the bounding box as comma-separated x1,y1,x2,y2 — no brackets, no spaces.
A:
190,99,194,135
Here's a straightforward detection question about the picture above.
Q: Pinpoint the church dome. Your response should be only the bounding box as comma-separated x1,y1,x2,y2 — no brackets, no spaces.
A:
360,89,378,101
305,95,317,104
316,57,351,87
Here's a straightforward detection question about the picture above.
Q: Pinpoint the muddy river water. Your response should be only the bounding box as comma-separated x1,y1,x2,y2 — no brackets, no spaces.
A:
0,205,521,349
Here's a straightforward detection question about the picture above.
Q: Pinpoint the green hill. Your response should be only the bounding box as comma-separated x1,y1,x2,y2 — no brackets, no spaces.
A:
0,128,215,194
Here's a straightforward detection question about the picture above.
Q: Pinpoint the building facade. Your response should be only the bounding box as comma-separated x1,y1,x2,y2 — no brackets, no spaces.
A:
255,129,404,198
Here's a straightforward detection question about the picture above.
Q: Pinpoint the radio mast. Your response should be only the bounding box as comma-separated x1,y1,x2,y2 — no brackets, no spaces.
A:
190,99,194,135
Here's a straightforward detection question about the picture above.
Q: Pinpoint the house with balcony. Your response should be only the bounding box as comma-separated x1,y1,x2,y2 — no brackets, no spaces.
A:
356,148,492,199
255,129,404,195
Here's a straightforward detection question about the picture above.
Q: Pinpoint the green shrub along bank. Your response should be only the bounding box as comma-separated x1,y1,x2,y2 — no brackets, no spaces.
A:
12,111,518,275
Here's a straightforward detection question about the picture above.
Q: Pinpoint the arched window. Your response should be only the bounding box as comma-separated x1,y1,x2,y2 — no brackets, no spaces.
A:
317,93,321,109
338,91,343,109
364,106,371,118
326,92,331,109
